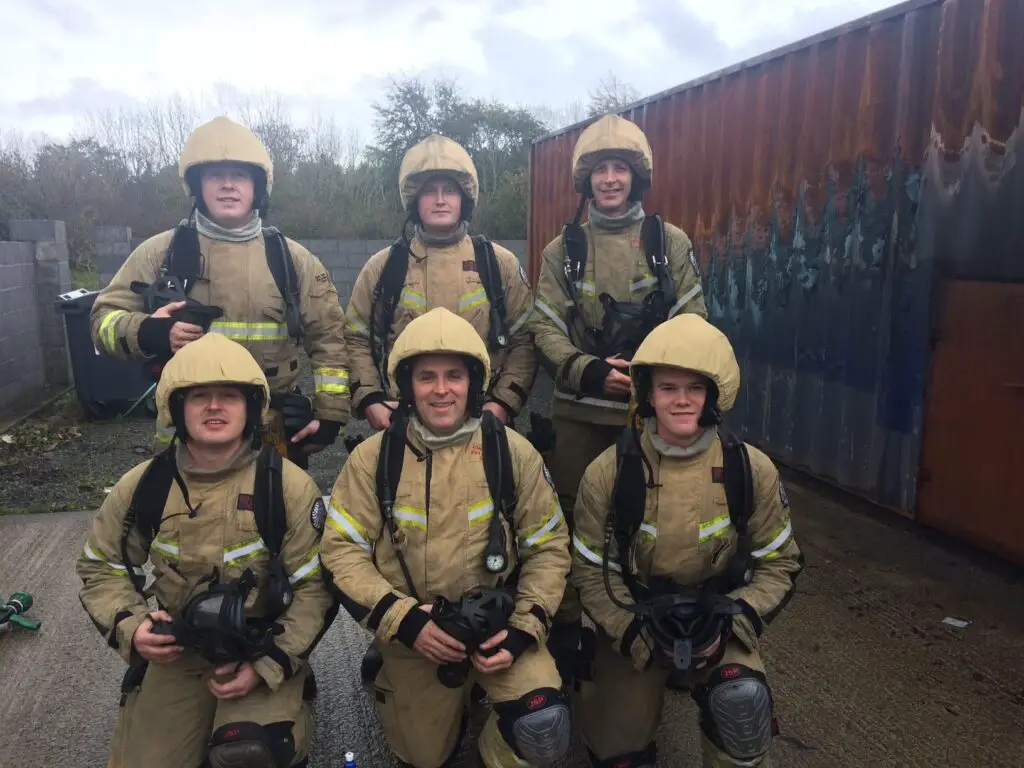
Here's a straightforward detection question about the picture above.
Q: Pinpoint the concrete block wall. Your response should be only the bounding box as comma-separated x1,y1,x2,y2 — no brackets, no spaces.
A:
0,220,71,409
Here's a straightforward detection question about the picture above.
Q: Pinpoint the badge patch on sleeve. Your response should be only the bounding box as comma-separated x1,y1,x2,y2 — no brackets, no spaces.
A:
237,494,255,511
779,480,790,508
688,246,701,279
542,462,556,490
518,263,530,286
310,498,327,534
462,260,478,273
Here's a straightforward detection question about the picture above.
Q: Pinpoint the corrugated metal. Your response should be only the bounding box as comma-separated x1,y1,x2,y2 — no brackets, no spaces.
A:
527,0,1024,517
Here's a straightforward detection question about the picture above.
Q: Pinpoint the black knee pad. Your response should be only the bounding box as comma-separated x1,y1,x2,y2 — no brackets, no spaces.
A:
587,741,657,767
493,687,572,765
693,664,775,761
206,721,295,768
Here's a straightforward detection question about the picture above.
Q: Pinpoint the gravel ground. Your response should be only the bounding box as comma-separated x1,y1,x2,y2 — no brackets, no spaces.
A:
0,362,555,514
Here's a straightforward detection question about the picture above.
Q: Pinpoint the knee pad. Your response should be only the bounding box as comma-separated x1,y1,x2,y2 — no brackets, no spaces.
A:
206,721,295,768
694,664,775,761
493,687,572,765
587,741,656,767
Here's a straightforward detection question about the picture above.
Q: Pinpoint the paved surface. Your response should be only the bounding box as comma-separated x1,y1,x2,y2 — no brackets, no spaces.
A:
3,472,1024,767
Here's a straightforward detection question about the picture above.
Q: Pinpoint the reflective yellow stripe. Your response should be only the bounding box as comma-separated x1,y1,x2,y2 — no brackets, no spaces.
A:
468,498,494,526
327,502,371,553
699,514,732,542
98,310,127,353
82,541,144,578
208,321,289,341
459,287,488,313
288,548,322,585
399,288,426,310
152,537,180,560
224,536,268,565
575,280,596,297
521,503,563,551
154,422,176,446
630,273,657,293
394,505,427,530
572,533,621,572
346,309,370,337
639,522,657,540
314,367,350,394
752,519,793,561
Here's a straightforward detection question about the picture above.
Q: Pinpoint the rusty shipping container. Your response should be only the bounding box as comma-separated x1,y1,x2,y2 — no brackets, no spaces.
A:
527,0,1024,564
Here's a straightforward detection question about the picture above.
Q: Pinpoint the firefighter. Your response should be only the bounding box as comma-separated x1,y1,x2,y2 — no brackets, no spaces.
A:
345,134,536,432
75,332,335,768
570,313,804,767
528,113,708,681
89,115,350,468
320,307,571,768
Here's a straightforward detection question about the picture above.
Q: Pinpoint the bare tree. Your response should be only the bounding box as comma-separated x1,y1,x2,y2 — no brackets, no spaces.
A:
587,71,642,117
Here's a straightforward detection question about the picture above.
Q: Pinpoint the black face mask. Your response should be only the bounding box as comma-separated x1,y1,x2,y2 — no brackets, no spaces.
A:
595,291,673,361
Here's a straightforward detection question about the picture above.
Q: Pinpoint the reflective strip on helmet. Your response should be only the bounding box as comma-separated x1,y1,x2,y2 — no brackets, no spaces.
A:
508,299,535,337
399,288,426,311
208,321,290,341
327,502,371,553
151,536,180,560
639,522,657,540
394,505,427,531
630,273,657,293
520,503,564,552
699,514,732,542
668,284,704,318
288,548,322,586
553,390,630,411
575,280,596,298
346,310,370,338
752,518,793,561
458,287,488,313
534,300,568,335
224,536,269,566
468,498,494,526
314,367,350,395
82,541,144,577
98,310,127,354
572,533,621,572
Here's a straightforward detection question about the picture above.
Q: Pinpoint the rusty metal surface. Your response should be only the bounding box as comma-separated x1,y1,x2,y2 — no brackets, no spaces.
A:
527,0,1024,517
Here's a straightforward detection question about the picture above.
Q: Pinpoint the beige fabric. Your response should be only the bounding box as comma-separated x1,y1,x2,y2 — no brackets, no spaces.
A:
399,134,479,211
571,114,653,193
178,115,274,197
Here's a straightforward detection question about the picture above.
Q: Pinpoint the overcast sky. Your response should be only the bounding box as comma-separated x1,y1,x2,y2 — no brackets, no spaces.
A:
2,0,902,144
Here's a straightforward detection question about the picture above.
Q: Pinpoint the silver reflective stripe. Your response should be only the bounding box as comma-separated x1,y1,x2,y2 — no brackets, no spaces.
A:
508,299,535,337
752,520,793,560
669,284,704,317
572,534,622,572
209,321,289,341
553,390,630,411
394,506,427,529
535,300,568,335
630,275,657,292
83,542,144,576
699,515,732,541
224,538,268,565
522,506,564,550
469,499,494,525
328,503,371,553
288,551,321,585
459,287,488,312
575,280,596,297
98,310,127,354
639,522,657,538
347,313,370,337
152,538,180,558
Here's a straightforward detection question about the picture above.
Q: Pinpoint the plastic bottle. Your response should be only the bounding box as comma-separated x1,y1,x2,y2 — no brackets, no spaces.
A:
343,751,356,768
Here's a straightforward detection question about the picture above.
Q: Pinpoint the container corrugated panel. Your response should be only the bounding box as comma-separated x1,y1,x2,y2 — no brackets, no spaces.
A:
527,0,1024,515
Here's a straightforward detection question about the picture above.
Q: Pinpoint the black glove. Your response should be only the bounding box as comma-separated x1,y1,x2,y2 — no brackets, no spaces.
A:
278,393,314,439
305,419,342,447
526,412,556,454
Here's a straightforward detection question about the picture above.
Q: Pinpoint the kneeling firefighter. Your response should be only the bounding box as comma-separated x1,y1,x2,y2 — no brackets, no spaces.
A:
320,307,572,768
570,314,804,767
527,113,708,683
76,332,336,768
89,115,350,468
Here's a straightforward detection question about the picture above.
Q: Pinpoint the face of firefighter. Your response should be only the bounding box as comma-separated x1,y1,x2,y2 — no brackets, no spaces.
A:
199,163,256,228
590,157,633,215
411,354,470,434
417,176,463,232
650,368,709,447
183,384,248,448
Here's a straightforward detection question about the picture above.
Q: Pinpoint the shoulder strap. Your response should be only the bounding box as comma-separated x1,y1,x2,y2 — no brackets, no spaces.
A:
369,240,412,382
720,430,755,589
472,235,510,351
610,427,648,598
122,449,179,595
375,413,421,600
561,221,600,352
480,411,516,522
163,223,203,295
263,227,304,341
252,446,286,558
640,214,676,304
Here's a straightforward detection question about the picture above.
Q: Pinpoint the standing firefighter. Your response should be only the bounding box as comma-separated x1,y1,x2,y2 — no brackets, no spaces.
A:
570,313,804,767
89,115,350,468
345,134,536,431
75,333,335,768
320,307,572,768
528,113,707,680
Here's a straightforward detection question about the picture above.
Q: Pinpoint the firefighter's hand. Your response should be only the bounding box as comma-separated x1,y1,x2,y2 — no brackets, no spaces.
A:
208,662,261,700
365,401,398,430
413,604,467,665
471,630,514,674
132,611,183,663
290,419,326,454
603,356,632,396
482,402,509,424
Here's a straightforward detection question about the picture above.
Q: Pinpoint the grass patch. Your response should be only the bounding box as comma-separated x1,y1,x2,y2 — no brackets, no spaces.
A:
70,264,100,291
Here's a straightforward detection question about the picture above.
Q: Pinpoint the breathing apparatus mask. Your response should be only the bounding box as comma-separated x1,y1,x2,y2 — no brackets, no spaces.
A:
429,587,515,688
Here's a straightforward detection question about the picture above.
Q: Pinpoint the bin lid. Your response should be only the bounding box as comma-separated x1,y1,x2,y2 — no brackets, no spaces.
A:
55,288,99,312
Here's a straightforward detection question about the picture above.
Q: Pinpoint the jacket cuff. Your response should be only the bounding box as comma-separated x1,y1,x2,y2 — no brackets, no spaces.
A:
117,612,149,665
355,390,388,419
137,317,174,358
579,359,613,396
377,595,421,645
252,655,287,692
509,607,548,646
307,419,343,446
395,606,431,649
500,627,536,660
